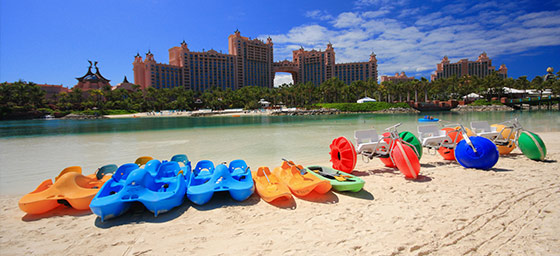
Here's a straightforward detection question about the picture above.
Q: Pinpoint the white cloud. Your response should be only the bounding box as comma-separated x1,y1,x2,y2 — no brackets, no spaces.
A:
264,3,560,80
305,10,333,21
333,12,364,28
274,73,294,87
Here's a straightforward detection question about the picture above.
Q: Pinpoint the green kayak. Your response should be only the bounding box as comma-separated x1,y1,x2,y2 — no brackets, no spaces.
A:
306,165,365,192
399,131,423,160
518,131,547,161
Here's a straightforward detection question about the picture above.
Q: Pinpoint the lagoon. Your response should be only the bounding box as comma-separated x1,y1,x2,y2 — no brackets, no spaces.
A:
1,110,559,194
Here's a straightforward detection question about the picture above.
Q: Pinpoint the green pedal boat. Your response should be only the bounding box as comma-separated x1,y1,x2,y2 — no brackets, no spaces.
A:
305,166,365,192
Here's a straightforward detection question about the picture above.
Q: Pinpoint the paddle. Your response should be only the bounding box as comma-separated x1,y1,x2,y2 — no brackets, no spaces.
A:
259,167,278,192
281,158,307,175
309,167,353,182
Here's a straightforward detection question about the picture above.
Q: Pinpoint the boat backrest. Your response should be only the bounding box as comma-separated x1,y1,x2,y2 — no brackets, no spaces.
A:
96,164,117,180
354,129,380,144
229,159,247,173
144,160,161,176
55,166,82,182
112,163,140,182
171,154,189,166
158,161,180,178
135,156,154,167
417,125,442,140
194,160,215,176
471,121,494,133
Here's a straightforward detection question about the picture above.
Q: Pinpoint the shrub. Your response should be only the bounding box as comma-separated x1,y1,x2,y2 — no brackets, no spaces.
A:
314,102,411,112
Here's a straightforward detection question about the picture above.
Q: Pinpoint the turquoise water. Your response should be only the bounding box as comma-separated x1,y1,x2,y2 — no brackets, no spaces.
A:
1,111,559,194
1,111,559,138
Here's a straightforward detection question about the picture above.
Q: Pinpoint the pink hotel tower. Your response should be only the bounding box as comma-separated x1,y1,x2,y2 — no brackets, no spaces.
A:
133,30,378,91
431,52,507,81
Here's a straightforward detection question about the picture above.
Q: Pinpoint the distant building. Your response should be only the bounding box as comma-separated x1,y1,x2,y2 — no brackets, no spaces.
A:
133,30,378,91
36,83,69,100
277,43,378,85
74,61,111,91
431,52,507,80
380,72,415,83
114,76,137,92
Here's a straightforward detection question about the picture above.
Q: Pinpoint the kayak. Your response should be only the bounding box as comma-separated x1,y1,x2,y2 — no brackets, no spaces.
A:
418,118,439,122
273,161,331,197
305,165,364,192
252,167,292,202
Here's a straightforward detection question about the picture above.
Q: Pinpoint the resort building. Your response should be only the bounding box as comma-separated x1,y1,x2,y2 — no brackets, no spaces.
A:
36,84,69,100
430,52,507,81
133,30,378,91
276,43,378,86
380,72,415,83
114,76,137,92
74,61,111,91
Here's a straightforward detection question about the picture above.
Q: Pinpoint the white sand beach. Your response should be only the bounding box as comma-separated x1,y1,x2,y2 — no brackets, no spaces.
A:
1,133,559,255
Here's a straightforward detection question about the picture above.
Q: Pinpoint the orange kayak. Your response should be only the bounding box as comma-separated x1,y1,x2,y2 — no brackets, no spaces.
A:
19,166,112,215
252,167,292,203
272,161,331,197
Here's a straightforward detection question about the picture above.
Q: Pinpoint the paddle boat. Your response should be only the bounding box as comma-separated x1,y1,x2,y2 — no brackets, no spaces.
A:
187,160,254,205
418,115,439,122
90,159,188,221
306,165,364,192
487,118,546,160
330,123,421,179
273,160,331,196
252,167,292,203
19,165,117,215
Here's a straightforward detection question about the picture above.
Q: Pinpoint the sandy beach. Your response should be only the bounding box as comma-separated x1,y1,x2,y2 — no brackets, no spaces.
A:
1,132,559,255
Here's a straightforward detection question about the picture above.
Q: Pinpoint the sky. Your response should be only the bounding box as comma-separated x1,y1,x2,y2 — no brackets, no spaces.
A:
1,0,559,88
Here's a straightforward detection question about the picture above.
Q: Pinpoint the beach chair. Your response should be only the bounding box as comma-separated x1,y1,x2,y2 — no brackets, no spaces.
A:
354,129,389,157
417,125,453,149
470,121,500,140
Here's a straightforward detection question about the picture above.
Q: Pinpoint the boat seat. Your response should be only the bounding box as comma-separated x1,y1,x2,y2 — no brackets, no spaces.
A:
354,129,388,155
229,159,249,180
418,125,452,148
471,121,500,140
194,160,214,180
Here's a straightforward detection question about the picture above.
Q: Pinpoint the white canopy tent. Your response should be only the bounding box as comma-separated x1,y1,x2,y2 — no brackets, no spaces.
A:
357,97,377,103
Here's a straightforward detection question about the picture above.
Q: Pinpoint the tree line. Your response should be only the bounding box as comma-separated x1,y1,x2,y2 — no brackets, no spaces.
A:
1,70,559,119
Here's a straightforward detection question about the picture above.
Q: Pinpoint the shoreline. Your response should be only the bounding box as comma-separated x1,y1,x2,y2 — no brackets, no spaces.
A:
1,132,558,254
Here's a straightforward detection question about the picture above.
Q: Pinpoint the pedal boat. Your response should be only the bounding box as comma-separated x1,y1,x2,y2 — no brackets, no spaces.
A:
89,160,188,221
187,160,255,205
19,165,116,215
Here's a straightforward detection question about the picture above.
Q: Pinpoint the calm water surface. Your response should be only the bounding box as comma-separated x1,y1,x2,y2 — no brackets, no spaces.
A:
1,111,559,194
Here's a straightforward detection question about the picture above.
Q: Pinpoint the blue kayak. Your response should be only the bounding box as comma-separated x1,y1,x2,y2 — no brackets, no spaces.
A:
419,116,439,122
187,160,254,205
90,158,189,221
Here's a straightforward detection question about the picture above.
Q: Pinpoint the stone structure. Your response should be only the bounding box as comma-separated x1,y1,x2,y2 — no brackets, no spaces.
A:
36,84,69,100
380,71,415,83
74,61,111,91
133,31,378,91
431,52,507,81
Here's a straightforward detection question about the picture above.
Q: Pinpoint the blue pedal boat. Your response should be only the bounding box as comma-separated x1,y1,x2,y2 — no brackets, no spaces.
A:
187,160,254,205
90,159,188,221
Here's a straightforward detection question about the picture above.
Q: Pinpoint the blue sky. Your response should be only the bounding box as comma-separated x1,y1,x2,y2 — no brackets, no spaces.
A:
1,0,559,88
